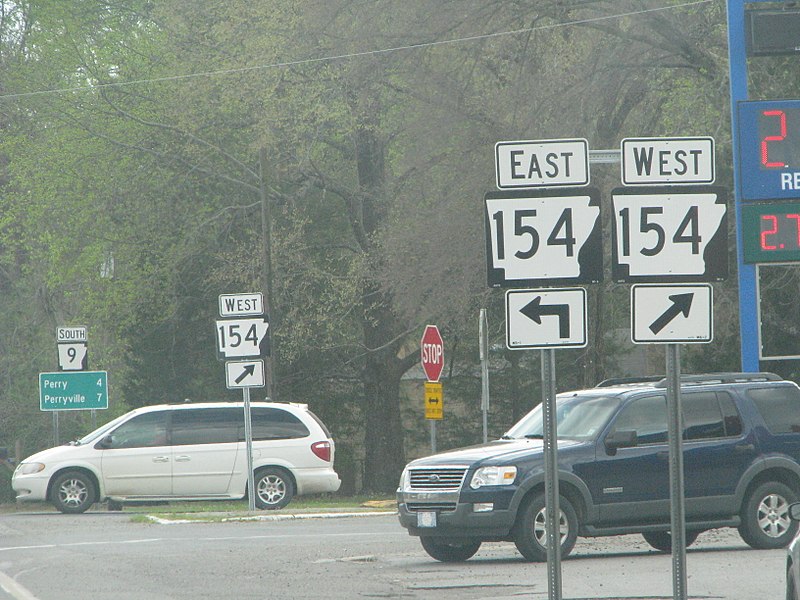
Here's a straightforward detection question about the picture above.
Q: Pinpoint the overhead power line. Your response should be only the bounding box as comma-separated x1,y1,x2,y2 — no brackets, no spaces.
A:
0,0,714,101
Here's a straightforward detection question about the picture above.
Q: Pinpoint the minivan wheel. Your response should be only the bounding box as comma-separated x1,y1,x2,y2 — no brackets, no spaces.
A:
641,530,700,553
51,470,96,514
739,481,799,549
419,537,481,562
514,492,578,562
254,467,295,510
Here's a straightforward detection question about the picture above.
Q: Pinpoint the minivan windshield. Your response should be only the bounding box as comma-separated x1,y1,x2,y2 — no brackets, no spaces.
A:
504,394,621,441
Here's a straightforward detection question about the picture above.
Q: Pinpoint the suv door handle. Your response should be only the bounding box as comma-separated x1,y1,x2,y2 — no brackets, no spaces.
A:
175,455,191,462
734,443,755,453
152,456,170,463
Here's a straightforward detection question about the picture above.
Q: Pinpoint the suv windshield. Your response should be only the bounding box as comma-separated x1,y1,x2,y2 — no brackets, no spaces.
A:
504,394,621,441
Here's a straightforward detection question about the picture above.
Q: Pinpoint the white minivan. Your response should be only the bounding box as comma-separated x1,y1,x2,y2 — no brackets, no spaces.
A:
12,402,341,513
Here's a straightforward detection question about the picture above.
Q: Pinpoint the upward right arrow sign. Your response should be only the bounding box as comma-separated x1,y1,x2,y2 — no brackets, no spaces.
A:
631,284,713,344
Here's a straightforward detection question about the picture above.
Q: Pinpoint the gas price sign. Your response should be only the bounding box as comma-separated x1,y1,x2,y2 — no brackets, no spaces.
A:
737,100,800,201
741,201,800,263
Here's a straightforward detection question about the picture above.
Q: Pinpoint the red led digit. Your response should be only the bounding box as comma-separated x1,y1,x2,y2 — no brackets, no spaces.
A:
789,214,800,247
761,214,778,250
761,110,788,168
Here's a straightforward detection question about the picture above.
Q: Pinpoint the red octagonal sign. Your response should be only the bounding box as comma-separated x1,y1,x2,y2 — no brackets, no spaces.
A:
420,324,444,382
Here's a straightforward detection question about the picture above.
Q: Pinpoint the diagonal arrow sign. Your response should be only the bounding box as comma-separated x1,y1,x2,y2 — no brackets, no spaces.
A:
649,293,694,335
235,364,256,384
520,296,571,338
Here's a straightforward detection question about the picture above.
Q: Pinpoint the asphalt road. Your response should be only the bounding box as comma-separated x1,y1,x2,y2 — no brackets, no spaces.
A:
0,510,788,599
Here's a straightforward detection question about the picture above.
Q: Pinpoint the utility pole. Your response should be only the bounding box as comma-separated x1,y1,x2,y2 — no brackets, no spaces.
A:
259,147,276,401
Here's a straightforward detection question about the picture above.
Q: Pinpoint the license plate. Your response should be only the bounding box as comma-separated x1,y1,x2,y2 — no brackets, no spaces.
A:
417,511,437,528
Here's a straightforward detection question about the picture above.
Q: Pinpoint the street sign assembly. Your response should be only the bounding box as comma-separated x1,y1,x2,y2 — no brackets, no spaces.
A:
420,325,444,382
484,188,602,287
505,288,587,349
631,284,713,344
39,371,108,411
495,139,589,189
611,186,728,282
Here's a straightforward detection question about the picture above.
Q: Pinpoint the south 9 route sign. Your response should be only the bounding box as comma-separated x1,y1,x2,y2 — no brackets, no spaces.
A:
484,188,602,287
610,186,728,283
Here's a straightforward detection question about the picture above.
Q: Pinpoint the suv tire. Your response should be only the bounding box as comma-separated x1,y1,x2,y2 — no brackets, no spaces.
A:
641,530,700,552
51,470,96,514
739,481,799,549
514,492,578,562
419,537,481,562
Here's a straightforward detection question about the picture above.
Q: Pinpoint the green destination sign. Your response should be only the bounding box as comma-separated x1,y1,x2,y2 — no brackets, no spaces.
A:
39,371,108,411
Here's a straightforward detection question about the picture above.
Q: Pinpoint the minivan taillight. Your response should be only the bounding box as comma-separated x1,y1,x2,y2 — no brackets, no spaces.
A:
311,441,332,462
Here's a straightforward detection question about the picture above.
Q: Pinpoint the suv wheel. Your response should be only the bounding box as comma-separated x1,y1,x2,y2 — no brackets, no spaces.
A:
513,492,578,562
254,467,295,510
739,481,799,549
641,530,700,553
419,537,481,562
51,470,96,514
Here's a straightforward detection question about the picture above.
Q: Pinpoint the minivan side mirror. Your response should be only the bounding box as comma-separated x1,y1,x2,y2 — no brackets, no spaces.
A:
604,429,638,455
95,435,114,450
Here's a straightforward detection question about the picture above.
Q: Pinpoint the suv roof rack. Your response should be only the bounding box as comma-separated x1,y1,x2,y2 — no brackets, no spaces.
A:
595,376,664,388
652,372,783,387
596,372,783,389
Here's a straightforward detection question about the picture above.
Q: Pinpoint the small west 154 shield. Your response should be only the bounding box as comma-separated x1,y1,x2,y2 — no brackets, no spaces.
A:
484,188,602,288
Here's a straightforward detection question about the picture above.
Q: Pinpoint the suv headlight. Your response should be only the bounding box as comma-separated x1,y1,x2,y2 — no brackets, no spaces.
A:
398,467,410,491
17,462,45,475
470,466,517,489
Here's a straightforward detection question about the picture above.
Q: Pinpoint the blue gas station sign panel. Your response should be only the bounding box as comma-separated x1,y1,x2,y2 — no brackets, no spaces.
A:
737,99,800,201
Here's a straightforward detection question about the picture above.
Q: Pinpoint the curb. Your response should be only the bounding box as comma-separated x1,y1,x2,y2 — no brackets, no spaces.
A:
146,510,397,525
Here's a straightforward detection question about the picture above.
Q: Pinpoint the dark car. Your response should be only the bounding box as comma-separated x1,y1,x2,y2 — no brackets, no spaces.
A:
397,372,800,562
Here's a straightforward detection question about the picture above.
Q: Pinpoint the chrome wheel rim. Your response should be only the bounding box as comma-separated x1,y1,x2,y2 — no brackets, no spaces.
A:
757,493,791,538
533,506,568,547
257,475,286,505
58,478,88,508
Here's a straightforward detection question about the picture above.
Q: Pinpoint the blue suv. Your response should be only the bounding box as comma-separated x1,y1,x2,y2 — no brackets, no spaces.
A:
396,373,800,562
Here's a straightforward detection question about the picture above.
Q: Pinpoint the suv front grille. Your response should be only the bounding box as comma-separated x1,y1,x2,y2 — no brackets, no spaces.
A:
409,467,468,490
406,502,457,512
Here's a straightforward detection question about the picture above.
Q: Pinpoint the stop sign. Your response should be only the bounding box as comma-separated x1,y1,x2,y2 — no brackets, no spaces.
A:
420,325,444,382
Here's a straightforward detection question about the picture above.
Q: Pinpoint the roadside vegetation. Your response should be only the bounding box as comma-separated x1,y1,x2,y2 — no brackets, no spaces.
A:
2,1,800,498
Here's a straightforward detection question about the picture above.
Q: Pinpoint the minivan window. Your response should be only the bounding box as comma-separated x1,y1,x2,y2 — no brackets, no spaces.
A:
171,408,240,445
251,407,309,440
107,412,169,449
747,385,800,434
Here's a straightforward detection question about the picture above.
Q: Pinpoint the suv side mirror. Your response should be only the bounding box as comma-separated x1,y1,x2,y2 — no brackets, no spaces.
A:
604,429,638,455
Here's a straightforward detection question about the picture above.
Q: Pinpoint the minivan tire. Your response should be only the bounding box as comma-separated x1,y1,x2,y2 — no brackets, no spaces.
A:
514,492,578,562
420,537,481,562
254,467,295,510
739,481,799,549
51,470,96,514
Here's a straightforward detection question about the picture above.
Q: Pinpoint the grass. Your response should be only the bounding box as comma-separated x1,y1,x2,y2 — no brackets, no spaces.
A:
0,494,396,517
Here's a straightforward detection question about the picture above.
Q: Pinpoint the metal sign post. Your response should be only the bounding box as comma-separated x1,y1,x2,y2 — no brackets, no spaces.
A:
479,309,489,444
242,386,256,512
541,348,562,600
665,344,687,600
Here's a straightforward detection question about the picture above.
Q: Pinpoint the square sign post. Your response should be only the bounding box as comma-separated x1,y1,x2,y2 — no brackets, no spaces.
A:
216,292,268,511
